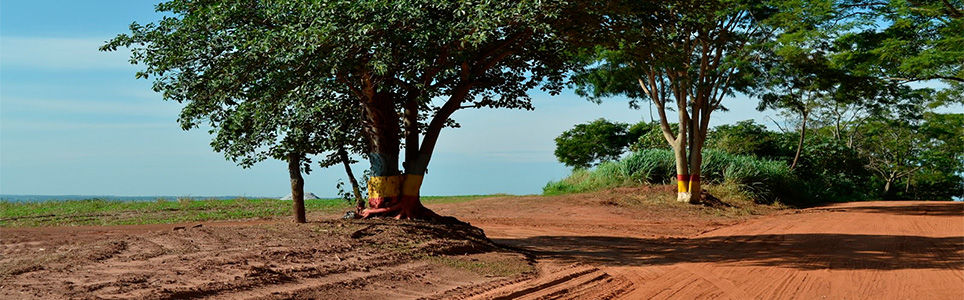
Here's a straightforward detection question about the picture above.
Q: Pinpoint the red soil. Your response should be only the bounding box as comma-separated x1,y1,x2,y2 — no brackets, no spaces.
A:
2,189,961,299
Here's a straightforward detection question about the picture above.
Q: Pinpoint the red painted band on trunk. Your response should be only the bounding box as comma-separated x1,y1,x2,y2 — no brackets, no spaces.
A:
369,196,393,208
677,174,690,180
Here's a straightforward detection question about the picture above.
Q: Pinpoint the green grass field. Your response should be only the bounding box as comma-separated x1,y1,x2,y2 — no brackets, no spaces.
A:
0,195,495,227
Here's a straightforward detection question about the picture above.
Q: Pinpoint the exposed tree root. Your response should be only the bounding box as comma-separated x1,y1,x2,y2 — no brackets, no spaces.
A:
359,196,440,220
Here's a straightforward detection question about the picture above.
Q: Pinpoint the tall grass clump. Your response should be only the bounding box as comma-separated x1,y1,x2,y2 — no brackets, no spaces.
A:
545,148,798,205
619,149,676,184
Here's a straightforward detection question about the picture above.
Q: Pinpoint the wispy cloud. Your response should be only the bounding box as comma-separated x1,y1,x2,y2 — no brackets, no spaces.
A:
1,119,173,131
2,96,180,118
0,36,133,70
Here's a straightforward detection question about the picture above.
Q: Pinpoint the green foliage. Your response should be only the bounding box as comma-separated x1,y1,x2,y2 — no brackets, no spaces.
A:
705,120,785,158
545,148,797,205
554,119,634,168
627,121,673,152
857,112,964,200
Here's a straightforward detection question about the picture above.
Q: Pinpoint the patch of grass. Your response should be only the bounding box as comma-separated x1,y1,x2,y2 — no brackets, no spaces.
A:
0,197,351,227
0,195,496,228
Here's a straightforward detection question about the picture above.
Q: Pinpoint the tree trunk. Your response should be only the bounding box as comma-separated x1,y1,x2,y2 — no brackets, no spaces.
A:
357,92,439,220
287,153,306,223
883,173,896,199
673,142,692,203
687,137,704,204
790,112,808,170
338,145,364,212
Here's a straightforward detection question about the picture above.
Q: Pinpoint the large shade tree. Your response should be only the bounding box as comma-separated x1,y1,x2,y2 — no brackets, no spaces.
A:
104,0,574,219
571,0,774,203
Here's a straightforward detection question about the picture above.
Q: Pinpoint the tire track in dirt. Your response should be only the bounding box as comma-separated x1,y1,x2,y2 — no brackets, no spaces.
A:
446,200,963,300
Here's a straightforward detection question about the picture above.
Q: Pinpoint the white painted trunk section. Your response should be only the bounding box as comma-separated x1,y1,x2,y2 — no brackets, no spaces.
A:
677,192,692,202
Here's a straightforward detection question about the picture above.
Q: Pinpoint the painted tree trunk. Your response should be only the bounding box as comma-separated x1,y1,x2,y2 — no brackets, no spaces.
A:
687,142,704,204
673,145,692,202
287,153,306,223
358,93,438,220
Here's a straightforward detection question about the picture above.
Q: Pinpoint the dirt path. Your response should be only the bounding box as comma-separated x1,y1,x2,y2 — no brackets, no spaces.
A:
2,191,961,299
439,200,964,299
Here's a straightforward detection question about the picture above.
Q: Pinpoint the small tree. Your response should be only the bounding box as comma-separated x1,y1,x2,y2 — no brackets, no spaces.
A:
572,0,774,203
705,120,783,158
627,121,674,152
554,119,633,169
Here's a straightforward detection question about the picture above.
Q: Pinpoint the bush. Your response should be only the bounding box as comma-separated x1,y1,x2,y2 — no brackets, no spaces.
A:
544,148,798,205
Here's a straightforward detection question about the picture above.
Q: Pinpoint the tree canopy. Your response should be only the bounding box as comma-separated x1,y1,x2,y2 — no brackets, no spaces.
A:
104,0,577,219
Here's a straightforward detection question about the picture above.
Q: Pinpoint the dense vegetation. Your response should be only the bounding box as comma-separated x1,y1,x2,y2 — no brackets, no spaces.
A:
550,115,963,205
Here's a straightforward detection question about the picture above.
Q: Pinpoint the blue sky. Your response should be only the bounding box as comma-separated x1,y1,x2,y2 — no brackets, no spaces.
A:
0,0,778,197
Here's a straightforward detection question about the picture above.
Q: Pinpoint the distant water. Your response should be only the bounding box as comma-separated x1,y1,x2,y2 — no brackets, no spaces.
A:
0,194,277,203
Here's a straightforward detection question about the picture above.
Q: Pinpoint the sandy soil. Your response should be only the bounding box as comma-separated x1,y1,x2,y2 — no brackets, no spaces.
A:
438,197,964,299
2,189,961,299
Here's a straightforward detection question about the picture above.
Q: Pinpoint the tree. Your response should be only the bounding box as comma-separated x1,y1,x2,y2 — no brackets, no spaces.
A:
861,119,925,197
757,52,850,169
830,0,963,85
705,120,783,158
858,104,964,199
627,121,674,152
554,119,634,169
909,112,964,200
572,0,773,203
104,0,573,220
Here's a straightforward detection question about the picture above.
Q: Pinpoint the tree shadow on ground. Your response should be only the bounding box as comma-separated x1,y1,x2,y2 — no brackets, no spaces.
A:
494,233,963,270
812,202,963,216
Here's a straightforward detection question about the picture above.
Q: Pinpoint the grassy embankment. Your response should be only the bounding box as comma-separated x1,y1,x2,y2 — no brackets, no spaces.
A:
544,149,800,206
0,195,493,227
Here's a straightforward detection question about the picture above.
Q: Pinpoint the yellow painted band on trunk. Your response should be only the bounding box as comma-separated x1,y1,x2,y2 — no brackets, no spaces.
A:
368,175,402,198
677,180,689,193
401,174,423,196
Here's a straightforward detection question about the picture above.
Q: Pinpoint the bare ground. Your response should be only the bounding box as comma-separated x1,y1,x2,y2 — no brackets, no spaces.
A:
2,188,962,299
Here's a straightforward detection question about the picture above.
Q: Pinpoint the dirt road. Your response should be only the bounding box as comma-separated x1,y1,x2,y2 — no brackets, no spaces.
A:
2,191,961,299
439,200,964,299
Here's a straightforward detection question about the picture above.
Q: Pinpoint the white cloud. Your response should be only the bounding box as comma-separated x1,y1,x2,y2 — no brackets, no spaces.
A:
0,36,134,70
1,96,180,118
0,119,172,131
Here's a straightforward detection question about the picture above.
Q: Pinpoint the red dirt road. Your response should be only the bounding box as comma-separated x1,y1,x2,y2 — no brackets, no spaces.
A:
2,192,961,299
473,202,964,300
438,199,964,299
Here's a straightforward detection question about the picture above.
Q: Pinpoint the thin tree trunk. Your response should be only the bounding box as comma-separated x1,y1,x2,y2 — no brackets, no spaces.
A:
687,132,705,204
790,112,808,170
883,172,897,198
673,143,691,202
287,153,306,223
338,145,364,212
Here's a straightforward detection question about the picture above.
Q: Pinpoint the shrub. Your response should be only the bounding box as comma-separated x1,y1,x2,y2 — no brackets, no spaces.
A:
545,148,798,205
